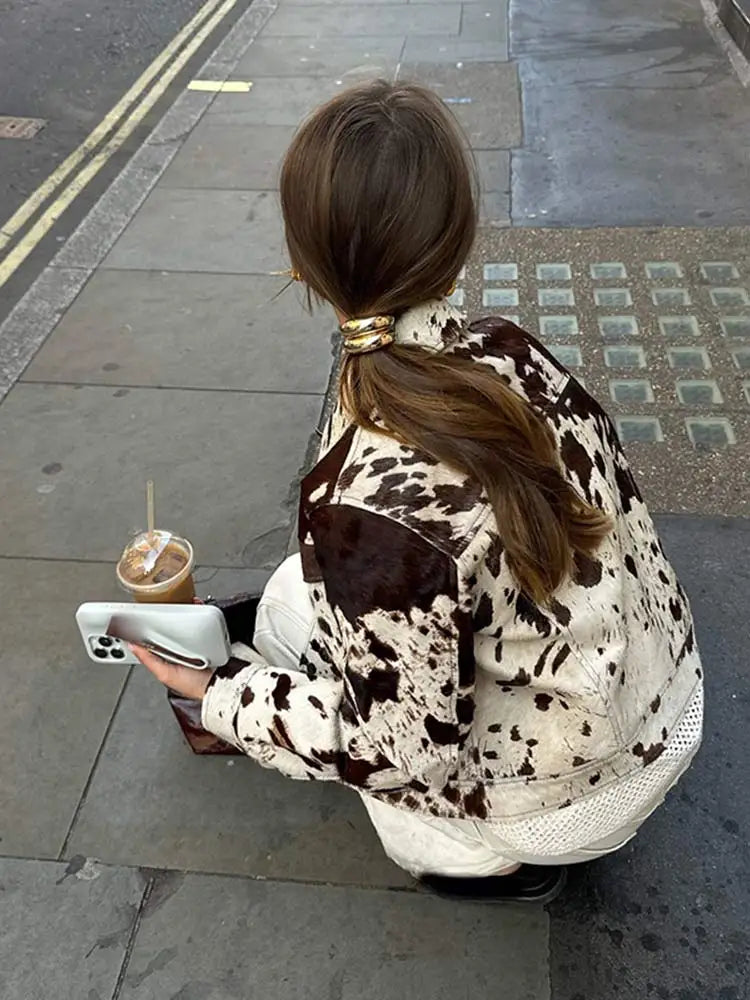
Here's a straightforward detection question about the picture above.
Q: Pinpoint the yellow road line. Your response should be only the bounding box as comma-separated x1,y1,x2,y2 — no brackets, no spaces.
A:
188,79,253,92
0,0,227,253
0,0,240,290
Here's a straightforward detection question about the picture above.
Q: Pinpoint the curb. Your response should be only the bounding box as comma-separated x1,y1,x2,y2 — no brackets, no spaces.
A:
0,0,278,404
717,0,750,56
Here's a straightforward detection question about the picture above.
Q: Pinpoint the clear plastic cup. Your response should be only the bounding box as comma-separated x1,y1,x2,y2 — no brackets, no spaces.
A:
116,530,196,604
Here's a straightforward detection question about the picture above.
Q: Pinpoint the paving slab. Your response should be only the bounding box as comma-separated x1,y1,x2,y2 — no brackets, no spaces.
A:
0,383,321,565
397,62,521,147
459,1,509,41
401,35,508,63
48,138,186,273
25,272,336,394
463,225,750,516
510,0,728,73
549,515,750,1000
268,0,406,4
103,188,284,274
511,0,750,227
67,666,412,887
262,4,461,38
0,559,128,858
159,123,295,190
474,149,510,225
0,266,90,404
235,34,404,77
119,871,548,1000
0,857,146,1000
205,76,345,127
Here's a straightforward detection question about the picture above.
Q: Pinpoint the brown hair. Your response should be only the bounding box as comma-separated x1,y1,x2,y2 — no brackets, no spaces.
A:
280,81,610,603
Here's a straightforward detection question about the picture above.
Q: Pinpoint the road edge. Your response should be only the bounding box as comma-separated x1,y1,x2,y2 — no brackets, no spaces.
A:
0,0,277,403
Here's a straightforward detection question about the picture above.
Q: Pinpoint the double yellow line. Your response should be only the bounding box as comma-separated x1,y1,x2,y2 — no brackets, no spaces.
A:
0,0,240,290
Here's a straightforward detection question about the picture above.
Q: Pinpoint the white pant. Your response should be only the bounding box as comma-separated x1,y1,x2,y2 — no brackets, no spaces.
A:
254,555,695,878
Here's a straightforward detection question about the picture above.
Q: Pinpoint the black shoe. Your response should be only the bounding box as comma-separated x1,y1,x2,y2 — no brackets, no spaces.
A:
419,864,567,904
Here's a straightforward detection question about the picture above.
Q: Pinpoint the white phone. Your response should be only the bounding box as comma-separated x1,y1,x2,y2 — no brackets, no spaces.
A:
76,602,232,669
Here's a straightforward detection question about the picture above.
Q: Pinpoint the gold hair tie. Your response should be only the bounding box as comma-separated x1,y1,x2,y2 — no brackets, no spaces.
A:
340,315,395,355
270,268,303,282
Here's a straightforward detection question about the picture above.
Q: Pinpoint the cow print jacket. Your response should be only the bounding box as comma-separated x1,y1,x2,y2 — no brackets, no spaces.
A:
202,300,702,822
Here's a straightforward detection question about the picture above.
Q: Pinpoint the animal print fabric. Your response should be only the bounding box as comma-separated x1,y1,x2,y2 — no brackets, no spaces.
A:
203,300,702,822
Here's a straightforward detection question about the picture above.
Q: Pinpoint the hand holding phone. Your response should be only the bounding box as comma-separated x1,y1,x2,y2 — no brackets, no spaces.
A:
128,640,216,703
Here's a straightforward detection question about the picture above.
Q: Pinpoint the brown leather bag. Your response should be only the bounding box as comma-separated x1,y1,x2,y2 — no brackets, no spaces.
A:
167,592,260,755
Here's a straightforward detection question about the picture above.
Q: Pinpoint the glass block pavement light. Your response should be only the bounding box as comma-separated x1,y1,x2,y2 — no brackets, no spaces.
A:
457,226,750,515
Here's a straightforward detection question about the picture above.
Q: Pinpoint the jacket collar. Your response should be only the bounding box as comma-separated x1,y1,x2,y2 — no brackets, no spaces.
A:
393,298,466,352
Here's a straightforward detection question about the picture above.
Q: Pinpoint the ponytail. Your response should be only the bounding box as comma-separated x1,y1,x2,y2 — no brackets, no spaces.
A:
340,344,611,604
279,78,611,601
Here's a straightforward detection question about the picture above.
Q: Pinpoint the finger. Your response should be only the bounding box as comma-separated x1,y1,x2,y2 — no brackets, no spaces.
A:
128,643,171,681
130,643,212,700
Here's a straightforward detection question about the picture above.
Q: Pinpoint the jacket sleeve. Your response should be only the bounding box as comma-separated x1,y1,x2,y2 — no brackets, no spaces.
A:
201,503,477,791
201,646,347,780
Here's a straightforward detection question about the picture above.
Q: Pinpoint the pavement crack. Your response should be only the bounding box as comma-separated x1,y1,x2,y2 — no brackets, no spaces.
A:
58,667,134,860
110,875,155,1000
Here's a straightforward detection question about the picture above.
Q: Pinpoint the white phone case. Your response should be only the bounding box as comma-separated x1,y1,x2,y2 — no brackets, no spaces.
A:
76,602,232,669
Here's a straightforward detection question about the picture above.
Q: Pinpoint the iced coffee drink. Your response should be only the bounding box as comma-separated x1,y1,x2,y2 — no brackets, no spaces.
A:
117,530,195,604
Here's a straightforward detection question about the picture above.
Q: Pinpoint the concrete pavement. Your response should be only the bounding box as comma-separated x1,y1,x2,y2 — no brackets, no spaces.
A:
0,0,260,328
0,1,748,998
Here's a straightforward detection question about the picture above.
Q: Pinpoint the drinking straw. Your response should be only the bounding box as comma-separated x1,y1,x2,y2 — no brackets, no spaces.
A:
146,480,155,536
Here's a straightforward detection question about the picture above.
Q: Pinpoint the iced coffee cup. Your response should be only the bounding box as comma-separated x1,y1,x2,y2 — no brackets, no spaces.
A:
116,530,196,604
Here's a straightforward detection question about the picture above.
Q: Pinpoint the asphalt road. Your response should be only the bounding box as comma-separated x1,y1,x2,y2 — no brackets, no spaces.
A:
0,0,255,321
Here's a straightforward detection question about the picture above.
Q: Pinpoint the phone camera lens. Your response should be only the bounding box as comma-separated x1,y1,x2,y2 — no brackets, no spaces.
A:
111,647,126,659
94,647,109,659
98,636,113,648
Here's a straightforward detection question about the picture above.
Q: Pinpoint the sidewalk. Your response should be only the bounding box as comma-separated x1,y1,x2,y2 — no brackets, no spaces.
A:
0,2,748,998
